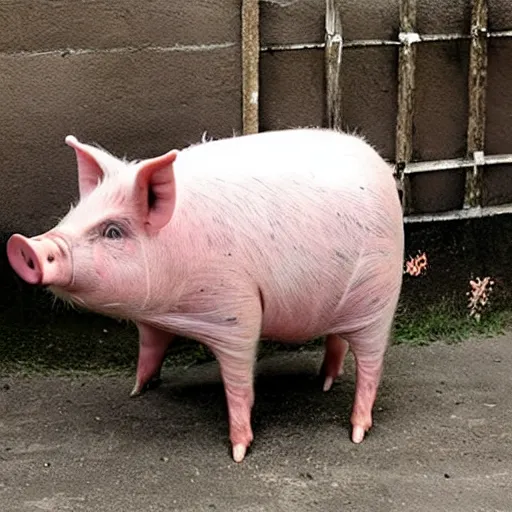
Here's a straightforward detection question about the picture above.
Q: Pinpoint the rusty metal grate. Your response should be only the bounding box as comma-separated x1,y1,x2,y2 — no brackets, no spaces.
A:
241,0,512,223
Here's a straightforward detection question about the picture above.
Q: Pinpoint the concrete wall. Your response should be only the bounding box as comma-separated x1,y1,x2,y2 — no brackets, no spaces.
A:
0,1,511,226
1,1,512,235
1,0,243,235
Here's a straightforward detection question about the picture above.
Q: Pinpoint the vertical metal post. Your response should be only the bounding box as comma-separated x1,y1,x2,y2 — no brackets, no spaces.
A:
242,0,260,135
325,0,343,130
395,0,418,214
464,0,488,208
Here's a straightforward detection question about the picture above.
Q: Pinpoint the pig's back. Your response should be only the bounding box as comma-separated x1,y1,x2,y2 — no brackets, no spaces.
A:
175,128,390,187
171,129,403,340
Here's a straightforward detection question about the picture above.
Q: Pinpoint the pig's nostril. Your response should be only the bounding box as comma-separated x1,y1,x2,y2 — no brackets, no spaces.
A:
20,249,35,270
47,255,54,263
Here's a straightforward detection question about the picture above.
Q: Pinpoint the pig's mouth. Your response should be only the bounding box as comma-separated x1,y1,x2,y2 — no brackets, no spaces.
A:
49,285,84,310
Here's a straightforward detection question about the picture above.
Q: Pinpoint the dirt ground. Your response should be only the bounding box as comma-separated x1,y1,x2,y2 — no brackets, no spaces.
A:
1,335,511,512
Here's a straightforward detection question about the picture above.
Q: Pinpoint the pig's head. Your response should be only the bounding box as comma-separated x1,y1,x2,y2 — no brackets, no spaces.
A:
7,136,179,318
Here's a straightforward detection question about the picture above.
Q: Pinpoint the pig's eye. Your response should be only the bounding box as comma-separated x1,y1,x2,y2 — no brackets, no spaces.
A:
103,224,124,240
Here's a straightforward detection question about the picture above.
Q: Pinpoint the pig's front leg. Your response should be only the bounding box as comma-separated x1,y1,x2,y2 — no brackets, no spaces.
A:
181,278,262,462
206,301,261,463
215,344,258,463
320,334,350,392
130,322,174,397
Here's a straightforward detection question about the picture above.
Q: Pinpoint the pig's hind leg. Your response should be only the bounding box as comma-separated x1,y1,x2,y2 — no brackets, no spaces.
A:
320,334,350,392
343,317,393,444
335,247,402,443
130,322,174,397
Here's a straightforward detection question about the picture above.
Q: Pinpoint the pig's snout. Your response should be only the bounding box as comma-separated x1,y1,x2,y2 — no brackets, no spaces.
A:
7,234,71,287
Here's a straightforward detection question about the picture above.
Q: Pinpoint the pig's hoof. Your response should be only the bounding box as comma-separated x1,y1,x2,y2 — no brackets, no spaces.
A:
323,376,334,392
232,444,247,463
130,380,145,397
351,425,367,444
130,377,162,397
130,385,142,398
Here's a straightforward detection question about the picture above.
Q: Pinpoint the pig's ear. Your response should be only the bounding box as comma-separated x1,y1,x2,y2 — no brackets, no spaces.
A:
135,150,179,233
65,135,106,198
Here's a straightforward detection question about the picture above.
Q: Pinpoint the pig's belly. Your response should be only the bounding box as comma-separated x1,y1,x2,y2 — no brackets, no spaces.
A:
255,243,401,342
260,309,339,343
257,274,351,342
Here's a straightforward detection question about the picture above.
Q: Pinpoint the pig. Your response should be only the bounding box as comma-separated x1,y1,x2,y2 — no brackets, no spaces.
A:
7,128,404,462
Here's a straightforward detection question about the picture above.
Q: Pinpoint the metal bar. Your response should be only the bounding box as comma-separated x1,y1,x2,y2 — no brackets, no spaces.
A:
344,39,400,48
402,153,512,175
261,40,399,52
395,0,418,214
490,30,512,38
477,154,512,166
404,157,474,174
241,0,260,135
464,0,489,208
419,33,470,42
404,203,512,223
260,29,512,54
261,42,325,52
325,0,343,130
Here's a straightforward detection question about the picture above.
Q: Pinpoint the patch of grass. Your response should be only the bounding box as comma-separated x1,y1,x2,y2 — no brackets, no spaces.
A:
1,299,512,376
0,319,138,374
392,300,512,345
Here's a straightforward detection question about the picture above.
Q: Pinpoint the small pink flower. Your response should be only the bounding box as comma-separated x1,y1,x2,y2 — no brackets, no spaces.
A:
467,277,495,321
404,252,428,277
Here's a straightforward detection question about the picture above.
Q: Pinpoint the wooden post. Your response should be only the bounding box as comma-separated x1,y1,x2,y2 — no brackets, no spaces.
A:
241,0,260,135
464,0,488,208
395,0,418,214
325,0,343,130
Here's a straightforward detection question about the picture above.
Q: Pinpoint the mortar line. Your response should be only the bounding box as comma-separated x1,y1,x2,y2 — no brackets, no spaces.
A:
0,42,237,58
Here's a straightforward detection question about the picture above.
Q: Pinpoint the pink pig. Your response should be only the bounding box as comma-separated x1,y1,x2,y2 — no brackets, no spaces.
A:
7,128,404,462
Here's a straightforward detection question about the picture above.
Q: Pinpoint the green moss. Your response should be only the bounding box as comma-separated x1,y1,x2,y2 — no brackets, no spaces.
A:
1,299,510,375
392,300,511,346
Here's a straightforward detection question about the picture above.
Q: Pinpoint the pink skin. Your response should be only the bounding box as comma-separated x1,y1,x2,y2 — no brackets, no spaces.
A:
320,334,350,392
7,233,73,287
130,323,174,396
7,129,404,462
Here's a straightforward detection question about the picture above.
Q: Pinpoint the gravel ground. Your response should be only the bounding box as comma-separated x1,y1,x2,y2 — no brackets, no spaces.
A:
1,335,511,512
